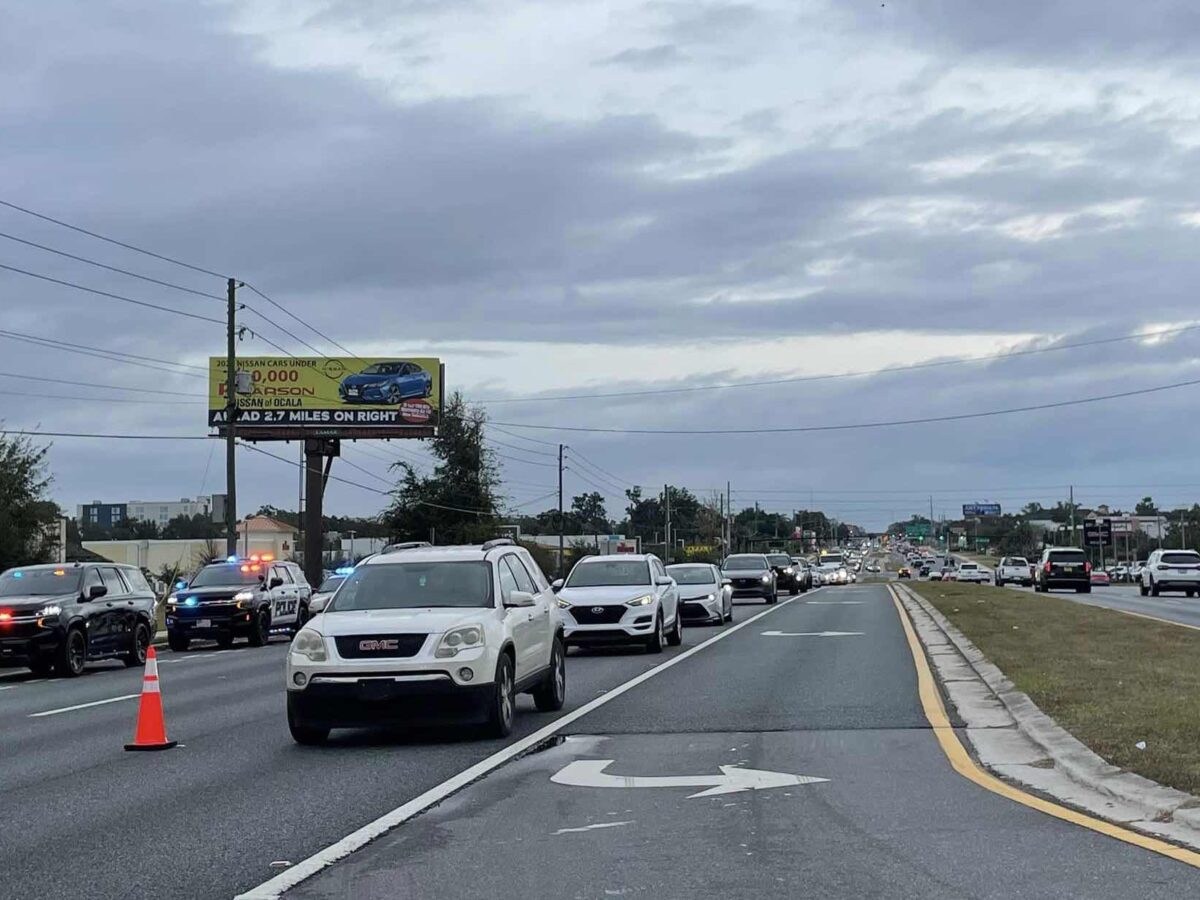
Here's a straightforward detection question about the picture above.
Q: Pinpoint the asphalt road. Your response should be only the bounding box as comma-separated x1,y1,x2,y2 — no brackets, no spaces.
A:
285,581,1200,900
0,617,754,900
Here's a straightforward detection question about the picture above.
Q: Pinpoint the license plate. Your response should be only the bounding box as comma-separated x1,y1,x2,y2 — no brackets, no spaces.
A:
197,619,211,628
1062,566,1078,572
359,680,395,701
347,388,359,395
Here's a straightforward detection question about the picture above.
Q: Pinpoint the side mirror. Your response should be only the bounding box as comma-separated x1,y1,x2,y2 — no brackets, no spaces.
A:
309,596,328,614
270,577,284,589
87,584,108,600
655,576,674,587
505,590,536,608
721,578,732,587
551,579,564,593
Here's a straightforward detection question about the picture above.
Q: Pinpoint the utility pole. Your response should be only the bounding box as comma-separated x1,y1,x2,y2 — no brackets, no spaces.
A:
929,495,934,548
557,444,564,577
224,278,238,559
1069,485,1076,548
664,484,672,564
727,480,732,553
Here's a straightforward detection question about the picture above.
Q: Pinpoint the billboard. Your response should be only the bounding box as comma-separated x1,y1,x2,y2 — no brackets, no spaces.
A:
209,356,442,439
962,503,1002,517
1084,518,1113,547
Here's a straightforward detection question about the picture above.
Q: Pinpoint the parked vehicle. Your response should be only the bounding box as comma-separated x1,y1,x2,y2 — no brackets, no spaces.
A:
0,562,157,676
1034,547,1090,594
286,539,564,743
721,554,778,603
557,554,682,650
994,557,1033,588
667,563,732,624
1140,549,1200,597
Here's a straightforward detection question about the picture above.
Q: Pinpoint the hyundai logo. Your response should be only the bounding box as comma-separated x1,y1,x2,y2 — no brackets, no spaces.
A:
591,606,605,614
359,639,399,651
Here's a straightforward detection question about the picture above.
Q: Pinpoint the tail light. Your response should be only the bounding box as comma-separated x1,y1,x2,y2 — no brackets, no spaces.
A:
1085,562,1092,574
1044,562,1052,573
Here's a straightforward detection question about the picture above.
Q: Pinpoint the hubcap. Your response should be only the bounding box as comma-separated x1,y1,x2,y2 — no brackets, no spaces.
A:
554,651,565,699
69,634,85,672
500,667,513,724
136,628,148,661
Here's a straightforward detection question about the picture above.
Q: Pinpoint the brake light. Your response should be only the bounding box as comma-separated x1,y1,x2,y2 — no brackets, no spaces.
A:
1084,562,1091,574
0,612,10,622
1044,562,1052,573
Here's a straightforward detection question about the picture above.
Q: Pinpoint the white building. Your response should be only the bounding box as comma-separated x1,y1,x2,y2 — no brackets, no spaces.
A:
126,497,213,527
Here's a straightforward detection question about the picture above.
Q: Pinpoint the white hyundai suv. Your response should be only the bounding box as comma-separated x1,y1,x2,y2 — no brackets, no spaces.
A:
285,539,565,744
554,554,681,652
1140,549,1200,597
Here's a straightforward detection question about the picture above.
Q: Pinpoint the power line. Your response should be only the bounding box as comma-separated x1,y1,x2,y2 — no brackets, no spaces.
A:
565,447,634,488
569,465,626,498
486,423,560,447
0,371,202,397
488,437,558,458
493,376,1200,436
0,198,228,279
0,230,226,301
0,388,204,404
477,322,1200,405
336,455,395,488
243,283,367,364
0,261,225,325
1,429,206,440
493,450,558,468
0,328,207,377
239,441,389,495
564,459,628,495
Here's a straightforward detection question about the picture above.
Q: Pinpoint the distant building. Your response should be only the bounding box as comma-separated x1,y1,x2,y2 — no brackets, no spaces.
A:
77,501,128,530
76,494,227,529
236,515,298,560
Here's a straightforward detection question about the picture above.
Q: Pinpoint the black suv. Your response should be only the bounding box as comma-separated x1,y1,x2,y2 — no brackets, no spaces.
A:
766,553,805,595
720,554,778,604
1034,547,1091,594
0,562,157,676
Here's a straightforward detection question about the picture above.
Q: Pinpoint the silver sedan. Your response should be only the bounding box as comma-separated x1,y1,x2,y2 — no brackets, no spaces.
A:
666,563,733,625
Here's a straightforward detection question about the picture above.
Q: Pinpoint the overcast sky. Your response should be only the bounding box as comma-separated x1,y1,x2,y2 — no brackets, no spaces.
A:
4,0,1200,531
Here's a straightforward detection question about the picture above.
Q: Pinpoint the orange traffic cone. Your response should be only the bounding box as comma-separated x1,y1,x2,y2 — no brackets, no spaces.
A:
124,647,177,751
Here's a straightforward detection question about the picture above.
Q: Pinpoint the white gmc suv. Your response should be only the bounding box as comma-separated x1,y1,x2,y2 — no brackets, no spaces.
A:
285,539,565,744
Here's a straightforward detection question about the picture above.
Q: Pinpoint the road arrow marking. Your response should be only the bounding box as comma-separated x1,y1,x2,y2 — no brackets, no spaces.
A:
760,630,864,637
551,759,829,799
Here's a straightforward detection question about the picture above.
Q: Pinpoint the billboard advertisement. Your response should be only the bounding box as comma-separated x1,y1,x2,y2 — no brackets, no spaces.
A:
208,356,442,438
962,503,1002,517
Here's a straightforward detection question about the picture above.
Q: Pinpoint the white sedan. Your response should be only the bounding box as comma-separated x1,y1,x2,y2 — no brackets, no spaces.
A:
666,563,733,625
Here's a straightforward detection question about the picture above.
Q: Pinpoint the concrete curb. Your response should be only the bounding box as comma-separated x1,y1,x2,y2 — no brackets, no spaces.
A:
894,582,1200,849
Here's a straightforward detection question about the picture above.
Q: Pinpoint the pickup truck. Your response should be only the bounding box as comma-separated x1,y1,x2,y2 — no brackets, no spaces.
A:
956,562,991,584
994,556,1033,587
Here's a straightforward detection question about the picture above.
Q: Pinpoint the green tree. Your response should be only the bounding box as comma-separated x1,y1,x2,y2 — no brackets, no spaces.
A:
1135,497,1158,516
0,433,60,571
383,393,501,544
162,513,221,540
570,492,610,533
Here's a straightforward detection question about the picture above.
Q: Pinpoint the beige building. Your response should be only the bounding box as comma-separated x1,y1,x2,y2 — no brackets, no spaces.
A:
83,515,299,576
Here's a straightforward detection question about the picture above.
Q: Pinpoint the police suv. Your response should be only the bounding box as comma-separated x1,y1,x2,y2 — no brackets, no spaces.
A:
286,539,566,744
166,555,311,651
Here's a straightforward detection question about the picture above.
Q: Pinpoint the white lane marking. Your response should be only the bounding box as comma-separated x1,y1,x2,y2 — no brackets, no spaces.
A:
551,759,829,799
234,587,824,899
28,693,140,718
761,630,863,637
804,601,865,605
553,820,634,835
0,684,19,692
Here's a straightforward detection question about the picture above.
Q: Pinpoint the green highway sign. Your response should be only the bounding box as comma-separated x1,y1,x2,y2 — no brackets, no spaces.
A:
905,524,931,538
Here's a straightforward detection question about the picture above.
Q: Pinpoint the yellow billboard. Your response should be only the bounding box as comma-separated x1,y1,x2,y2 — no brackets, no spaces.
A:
208,356,442,433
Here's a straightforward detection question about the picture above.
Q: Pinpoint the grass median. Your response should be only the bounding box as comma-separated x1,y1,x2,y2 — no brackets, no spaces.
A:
910,581,1200,796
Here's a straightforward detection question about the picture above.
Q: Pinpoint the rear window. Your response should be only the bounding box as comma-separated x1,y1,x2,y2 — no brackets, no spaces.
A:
766,555,792,567
959,564,978,571
1162,552,1200,565
1006,558,1028,567
1048,550,1087,563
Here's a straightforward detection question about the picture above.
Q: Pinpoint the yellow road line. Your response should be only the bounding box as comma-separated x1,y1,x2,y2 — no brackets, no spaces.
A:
888,584,1200,869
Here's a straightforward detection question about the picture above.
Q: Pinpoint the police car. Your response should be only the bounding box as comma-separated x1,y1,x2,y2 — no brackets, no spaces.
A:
166,555,311,651
285,539,565,744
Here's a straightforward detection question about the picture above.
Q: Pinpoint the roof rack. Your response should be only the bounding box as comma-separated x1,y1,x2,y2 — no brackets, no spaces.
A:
481,538,516,551
381,541,433,554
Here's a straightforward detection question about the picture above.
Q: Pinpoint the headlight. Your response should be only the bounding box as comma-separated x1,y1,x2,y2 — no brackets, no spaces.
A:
436,625,484,658
166,594,178,607
233,590,255,602
760,574,771,583
557,598,571,609
703,594,715,602
783,567,793,574
36,604,62,617
625,594,655,607
291,628,327,662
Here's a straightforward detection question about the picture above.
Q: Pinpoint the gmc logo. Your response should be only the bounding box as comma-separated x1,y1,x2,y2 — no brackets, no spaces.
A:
359,639,399,652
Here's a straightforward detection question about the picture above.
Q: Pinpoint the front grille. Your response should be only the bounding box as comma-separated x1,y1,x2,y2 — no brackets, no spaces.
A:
732,578,764,589
680,604,712,620
568,606,627,625
334,634,427,659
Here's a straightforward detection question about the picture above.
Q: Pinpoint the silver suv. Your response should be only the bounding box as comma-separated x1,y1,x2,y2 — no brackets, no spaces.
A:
285,539,565,744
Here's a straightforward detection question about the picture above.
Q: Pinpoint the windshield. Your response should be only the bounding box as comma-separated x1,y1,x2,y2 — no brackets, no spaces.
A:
722,556,768,571
316,576,345,593
330,561,492,610
0,568,82,597
1162,552,1200,564
766,555,792,567
667,566,715,585
189,564,266,587
566,560,650,587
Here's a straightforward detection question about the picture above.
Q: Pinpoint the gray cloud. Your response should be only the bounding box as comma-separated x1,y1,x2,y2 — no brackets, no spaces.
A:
596,44,686,71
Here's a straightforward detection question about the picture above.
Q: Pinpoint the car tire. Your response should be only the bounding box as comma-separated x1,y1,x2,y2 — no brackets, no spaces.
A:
1151,579,1161,597
55,627,87,678
287,698,329,746
1078,585,1091,594
123,622,151,668
387,384,403,404
766,591,778,605
995,579,1004,588
1189,590,1196,599
1139,581,1149,596
247,610,270,647
532,638,566,712
666,610,683,647
645,613,665,654
789,586,798,596
486,654,516,738
167,631,190,653
216,632,235,650
725,600,734,623
27,656,54,676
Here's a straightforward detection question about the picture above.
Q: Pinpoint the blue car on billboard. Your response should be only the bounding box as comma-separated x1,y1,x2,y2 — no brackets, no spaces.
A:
338,361,433,404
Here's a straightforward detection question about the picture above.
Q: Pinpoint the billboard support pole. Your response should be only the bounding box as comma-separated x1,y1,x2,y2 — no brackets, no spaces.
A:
225,278,239,559
557,444,564,577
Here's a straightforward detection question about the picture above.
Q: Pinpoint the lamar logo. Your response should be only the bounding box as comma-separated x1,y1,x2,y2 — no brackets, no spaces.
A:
359,639,399,652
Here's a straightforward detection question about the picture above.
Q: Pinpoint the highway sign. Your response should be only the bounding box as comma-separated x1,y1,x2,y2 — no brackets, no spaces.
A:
1084,518,1113,546
963,503,1002,517
905,523,931,538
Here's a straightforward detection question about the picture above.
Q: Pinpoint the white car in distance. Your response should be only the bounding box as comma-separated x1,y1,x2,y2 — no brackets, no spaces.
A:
666,563,732,625
285,539,565,744
555,554,682,652
956,562,991,584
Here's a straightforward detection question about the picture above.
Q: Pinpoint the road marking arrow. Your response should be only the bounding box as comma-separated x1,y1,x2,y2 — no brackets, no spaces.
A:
551,759,829,798
760,630,864,637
